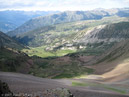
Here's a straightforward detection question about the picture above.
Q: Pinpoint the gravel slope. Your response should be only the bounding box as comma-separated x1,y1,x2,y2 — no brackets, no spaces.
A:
0,72,128,97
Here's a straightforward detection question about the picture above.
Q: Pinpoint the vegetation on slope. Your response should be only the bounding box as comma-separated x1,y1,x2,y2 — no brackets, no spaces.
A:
95,39,129,64
0,31,24,50
29,56,94,78
71,81,126,94
0,47,33,73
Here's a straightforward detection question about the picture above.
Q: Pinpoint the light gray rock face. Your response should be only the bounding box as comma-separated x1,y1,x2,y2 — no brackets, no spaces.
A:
77,22,129,45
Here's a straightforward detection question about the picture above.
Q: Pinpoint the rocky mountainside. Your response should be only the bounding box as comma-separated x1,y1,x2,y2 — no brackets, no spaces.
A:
10,17,129,47
7,8,129,36
77,22,129,44
0,10,59,33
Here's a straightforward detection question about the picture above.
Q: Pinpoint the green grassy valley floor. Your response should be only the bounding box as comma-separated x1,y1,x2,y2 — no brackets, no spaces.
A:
22,46,77,58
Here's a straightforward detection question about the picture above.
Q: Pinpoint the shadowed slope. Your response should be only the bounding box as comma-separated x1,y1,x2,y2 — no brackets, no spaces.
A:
0,31,24,49
88,39,129,82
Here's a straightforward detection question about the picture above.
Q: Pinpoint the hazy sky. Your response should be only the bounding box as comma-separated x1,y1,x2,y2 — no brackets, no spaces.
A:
0,0,129,11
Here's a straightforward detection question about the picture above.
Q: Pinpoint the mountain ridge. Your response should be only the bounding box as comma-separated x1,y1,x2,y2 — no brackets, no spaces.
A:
0,10,59,33
7,8,129,37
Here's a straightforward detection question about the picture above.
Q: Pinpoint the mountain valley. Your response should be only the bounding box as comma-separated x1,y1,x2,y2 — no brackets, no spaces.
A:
0,8,129,97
